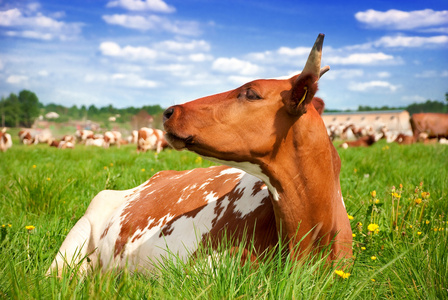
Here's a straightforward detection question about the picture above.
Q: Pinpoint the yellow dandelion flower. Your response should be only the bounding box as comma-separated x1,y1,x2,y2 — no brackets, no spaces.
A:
352,233,356,237
425,220,430,224
347,214,354,220
1,224,5,228
375,199,380,204
417,232,422,235
25,225,35,231
434,228,438,232
104,166,107,170
415,198,422,204
371,256,377,260
354,168,357,173
141,168,145,172
371,279,376,282
8,224,11,227
370,190,376,198
46,177,51,181
367,223,379,232
151,168,154,171
110,163,114,167
334,270,351,279
361,247,366,250
392,192,401,198
32,165,36,168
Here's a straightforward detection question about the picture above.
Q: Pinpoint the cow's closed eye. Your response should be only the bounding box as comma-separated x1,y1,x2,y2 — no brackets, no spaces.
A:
239,88,262,101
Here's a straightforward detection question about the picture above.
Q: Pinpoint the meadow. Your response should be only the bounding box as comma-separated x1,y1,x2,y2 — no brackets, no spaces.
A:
0,137,447,299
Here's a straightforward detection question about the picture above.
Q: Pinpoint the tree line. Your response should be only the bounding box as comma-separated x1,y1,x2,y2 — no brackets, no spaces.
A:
1,90,164,128
1,89,447,128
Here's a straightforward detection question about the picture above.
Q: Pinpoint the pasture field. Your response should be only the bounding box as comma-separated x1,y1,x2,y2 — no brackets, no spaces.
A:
0,140,447,299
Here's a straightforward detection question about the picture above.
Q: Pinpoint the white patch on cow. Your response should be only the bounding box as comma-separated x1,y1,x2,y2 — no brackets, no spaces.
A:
200,155,280,201
232,173,267,216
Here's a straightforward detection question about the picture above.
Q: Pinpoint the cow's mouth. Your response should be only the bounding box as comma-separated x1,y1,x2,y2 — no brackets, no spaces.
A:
165,133,195,150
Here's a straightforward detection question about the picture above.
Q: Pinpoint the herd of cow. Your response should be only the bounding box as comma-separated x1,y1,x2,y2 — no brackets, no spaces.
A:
1,111,447,153
0,127,170,153
328,112,448,148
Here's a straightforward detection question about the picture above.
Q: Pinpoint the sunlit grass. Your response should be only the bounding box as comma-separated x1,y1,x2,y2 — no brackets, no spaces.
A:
0,140,447,298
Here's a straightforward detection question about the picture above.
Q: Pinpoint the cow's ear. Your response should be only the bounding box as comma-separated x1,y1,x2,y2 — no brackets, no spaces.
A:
285,34,324,116
286,74,318,115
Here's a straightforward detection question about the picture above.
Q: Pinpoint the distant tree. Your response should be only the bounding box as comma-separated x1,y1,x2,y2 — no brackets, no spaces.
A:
88,105,98,116
18,90,40,127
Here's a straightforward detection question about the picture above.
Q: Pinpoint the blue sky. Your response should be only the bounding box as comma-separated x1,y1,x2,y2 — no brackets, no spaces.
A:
0,0,447,110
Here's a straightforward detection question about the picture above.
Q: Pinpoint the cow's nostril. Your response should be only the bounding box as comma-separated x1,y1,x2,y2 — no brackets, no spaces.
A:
163,107,175,123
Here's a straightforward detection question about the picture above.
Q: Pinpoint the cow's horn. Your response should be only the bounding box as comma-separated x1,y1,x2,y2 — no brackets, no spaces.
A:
301,33,324,79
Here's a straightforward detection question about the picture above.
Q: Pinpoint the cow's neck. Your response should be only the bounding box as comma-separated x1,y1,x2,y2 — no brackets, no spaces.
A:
258,108,340,257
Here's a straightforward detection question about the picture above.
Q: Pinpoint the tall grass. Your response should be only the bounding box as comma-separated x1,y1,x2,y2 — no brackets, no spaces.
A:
0,140,447,299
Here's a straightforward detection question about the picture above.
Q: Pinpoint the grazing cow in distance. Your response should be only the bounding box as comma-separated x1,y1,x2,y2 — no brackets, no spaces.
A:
103,131,122,148
394,133,414,145
340,134,378,148
49,140,75,149
137,127,168,153
19,129,38,145
62,135,76,144
75,130,94,143
410,113,448,142
48,34,352,276
0,128,13,152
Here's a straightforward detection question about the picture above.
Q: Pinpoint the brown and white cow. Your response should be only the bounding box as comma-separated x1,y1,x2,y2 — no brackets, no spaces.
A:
410,113,448,142
19,129,38,145
75,129,94,143
103,131,122,148
48,34,352,276
137,127,168,153
0,128,13,152
49,140,75,149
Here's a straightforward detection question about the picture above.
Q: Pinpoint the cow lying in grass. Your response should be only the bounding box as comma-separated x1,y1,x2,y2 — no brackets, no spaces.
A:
48,34,352,276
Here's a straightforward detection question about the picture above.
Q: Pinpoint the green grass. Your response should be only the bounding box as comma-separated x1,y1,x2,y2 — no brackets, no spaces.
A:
0,140,447,299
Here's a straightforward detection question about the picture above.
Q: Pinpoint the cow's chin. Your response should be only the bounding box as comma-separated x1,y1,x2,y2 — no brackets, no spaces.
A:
165,133,194,150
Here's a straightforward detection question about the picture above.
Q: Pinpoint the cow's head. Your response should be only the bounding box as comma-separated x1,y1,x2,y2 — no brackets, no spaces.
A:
164,34,326,168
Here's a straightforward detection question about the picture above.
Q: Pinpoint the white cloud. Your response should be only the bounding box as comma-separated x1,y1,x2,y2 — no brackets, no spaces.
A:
415,70,448,78
0,59,3,70
38,70,49,77
355,9,448,30
327,52,394,65
188,53,213,62
6,75,28,84
154,40,210,52
99,42,158,60
0,8,82,41
377,71,390,78
373,35,448,48
106,0,175,13
212,57,261,76
102,14,200,35
111,73,158,88
277,46,310,56
348,80,398,92
84,72,158,88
